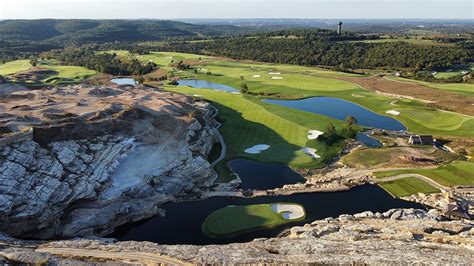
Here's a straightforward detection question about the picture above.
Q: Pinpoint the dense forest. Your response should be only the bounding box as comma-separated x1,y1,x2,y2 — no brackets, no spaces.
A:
40,48,157,75
159,29,473,70
0,19,264,62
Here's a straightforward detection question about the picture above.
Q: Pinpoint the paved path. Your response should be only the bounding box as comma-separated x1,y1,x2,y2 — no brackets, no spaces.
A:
207,105,227,185
36,247,190,265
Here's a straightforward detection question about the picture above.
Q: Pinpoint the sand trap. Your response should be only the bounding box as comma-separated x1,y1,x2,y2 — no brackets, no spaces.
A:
271,203,305,220
307,130,324,140
302,148,320,159
385,110,400,116
192,94,203,97
268,72,281,75
271,77,283,80
251,75,261,78
244,144,270,154
351,94,365,98
231,92,241,94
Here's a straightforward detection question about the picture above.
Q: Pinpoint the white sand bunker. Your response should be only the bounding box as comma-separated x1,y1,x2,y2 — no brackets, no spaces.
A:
385,110,400,116
244,144,270,154
231,92,241,94
192,94,203,97
351,94,365,98
251,75,261,78
271,77,284,80
268,72,281,75
271,203,305,220
302,147,320,159
307,130,324,140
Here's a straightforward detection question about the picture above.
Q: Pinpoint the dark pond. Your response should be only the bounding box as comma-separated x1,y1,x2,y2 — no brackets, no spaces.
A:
110,78,136,85
111,185,423,245
356,133,383,147
263,97,406,131
178,79,239,93
228,159,305,190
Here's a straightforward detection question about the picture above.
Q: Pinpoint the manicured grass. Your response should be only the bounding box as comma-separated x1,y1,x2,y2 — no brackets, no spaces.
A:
202,203,304,237
166,86,347,170
42,65,97,83
375,161,474,187
0,60,31,75
379,177,440,197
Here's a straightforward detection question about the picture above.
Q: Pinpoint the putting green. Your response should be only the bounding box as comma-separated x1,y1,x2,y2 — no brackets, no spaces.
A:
202,203,305,237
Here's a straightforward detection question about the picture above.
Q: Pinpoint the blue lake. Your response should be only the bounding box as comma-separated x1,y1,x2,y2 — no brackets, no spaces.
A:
228,159,305,190
263,97,406,131
111,78,136,85
178,79,239,93
111,185,423,245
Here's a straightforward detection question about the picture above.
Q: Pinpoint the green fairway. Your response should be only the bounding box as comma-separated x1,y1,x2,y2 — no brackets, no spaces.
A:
42,65,97,84
375,161,474,187
0,60,31,75
202,203,305,237
166,86,347,169
379,177,440,197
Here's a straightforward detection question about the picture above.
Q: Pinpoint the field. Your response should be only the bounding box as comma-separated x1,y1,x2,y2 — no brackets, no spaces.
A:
375,161,474,187
387,76,474,97
350,38,455,47
0,60,32,76
201,203,304,237
41,65,97,84
379,177,440,197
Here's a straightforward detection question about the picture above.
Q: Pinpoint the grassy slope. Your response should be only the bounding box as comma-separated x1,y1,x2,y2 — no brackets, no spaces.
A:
387,76,474,97
41,65,97,83
166,86,346,168
202,203,303,237
379,177,440,197
375,161,474,187
0,60,31,75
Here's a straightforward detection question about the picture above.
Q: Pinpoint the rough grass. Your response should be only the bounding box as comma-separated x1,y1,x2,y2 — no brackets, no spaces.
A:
387,76,474,97
0,60,31,75
379,177,440,197
375,161,474,187
202,203,303,237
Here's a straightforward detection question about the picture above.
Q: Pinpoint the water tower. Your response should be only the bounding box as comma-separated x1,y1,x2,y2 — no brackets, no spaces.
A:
337,21,343,35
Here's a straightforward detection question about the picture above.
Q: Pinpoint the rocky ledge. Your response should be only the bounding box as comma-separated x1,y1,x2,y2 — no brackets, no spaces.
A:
0,84,219,238
0,208,472,265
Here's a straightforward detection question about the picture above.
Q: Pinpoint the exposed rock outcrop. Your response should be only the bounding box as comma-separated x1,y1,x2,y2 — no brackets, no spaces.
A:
0,209,472,265
0,84,219,238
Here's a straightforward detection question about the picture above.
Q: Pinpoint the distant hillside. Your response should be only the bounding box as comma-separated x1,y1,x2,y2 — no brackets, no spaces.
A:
0,19,260,44
0,19,266,62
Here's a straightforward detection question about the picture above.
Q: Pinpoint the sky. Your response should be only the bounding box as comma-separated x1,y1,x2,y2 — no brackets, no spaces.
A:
1,0,473,20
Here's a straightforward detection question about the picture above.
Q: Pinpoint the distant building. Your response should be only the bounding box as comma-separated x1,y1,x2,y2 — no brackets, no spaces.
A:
408,135,434,145
337,22,343,35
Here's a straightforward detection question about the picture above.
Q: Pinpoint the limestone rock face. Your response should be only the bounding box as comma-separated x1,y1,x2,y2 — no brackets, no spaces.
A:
0,209,472,265
0,85,218,238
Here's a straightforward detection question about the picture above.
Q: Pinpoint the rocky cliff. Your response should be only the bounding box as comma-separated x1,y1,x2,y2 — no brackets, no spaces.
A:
0,208,472,265
0,84,219,238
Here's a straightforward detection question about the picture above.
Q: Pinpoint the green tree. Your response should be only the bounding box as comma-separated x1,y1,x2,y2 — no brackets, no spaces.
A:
345,116,357,127
240,83,249,94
